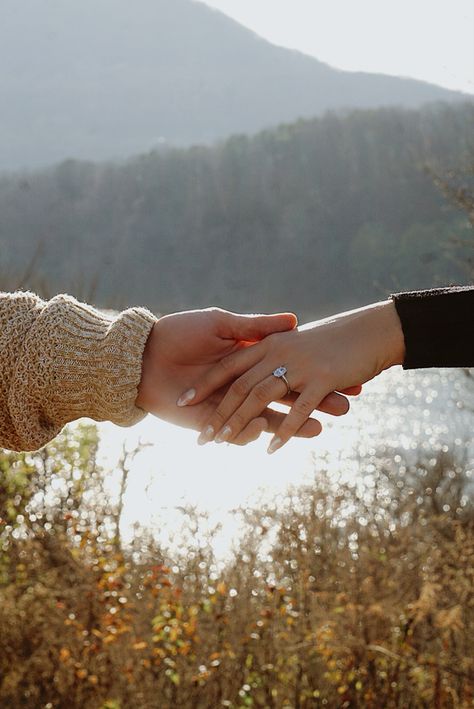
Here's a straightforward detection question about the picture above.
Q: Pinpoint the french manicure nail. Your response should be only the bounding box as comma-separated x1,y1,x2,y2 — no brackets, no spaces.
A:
198,425,215,446
267,437,282,455
215,426,232,444
177,388,196,407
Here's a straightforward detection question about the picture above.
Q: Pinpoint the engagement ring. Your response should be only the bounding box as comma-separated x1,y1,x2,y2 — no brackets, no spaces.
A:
272,366,291,396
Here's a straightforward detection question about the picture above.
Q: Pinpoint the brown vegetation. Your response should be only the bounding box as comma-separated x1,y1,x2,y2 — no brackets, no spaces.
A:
0,424,473,708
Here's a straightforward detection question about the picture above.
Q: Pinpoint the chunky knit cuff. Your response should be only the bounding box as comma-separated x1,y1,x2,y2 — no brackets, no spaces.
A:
9,294,157,451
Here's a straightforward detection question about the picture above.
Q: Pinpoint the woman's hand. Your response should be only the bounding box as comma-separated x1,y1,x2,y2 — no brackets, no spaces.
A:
136,307,357,445
180,300,405,453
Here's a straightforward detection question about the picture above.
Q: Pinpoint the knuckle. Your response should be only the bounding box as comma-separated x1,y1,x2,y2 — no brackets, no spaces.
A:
213,407,227,425
218,356,235,375
294,398,314,417
252,380,272,404
205,306,224,316
231,410,246,429
229,377,250,398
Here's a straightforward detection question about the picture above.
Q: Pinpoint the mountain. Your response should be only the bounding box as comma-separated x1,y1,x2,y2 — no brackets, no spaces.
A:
1,103,472,317
0,0,470,171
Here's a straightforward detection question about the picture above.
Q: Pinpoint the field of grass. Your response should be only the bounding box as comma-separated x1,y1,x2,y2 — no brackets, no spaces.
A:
0,424,472,708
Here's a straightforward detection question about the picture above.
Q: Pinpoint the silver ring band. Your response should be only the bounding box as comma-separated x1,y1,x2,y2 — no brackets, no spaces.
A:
272,366,291,396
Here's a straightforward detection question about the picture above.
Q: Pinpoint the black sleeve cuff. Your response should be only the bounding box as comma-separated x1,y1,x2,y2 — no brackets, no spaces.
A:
391,286,474,369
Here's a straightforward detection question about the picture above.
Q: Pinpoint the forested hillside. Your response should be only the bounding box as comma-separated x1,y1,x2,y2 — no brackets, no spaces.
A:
0,0,469,170
1,102,472,318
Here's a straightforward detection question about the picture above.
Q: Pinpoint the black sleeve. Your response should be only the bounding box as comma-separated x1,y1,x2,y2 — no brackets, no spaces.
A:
391,286,474,369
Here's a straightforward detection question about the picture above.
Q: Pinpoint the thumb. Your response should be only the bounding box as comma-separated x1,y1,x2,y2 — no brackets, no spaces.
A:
220,311,298,341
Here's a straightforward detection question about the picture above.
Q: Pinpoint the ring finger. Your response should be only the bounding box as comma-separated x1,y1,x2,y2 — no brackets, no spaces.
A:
213,373,291,444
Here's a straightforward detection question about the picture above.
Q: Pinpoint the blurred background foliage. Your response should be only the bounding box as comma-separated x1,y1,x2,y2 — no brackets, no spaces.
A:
0,102,473,318
0,423,473,708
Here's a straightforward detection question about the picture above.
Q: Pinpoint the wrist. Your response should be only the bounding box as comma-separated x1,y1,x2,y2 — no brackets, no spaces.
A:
377,299,406,369
136,321,159,411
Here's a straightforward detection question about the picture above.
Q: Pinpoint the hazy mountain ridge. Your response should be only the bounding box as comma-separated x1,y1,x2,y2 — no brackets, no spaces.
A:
0,0,469,170
1,103,472,316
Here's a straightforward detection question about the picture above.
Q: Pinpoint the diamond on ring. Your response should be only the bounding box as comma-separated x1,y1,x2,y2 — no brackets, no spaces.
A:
272,366,291,395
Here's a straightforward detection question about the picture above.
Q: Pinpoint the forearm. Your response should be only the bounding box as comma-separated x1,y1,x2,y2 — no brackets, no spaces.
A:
0,291,156,451
335,298,406,372
340,285,474,374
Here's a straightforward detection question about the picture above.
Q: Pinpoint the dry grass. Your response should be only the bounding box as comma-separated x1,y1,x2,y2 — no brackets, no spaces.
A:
0,424,473,708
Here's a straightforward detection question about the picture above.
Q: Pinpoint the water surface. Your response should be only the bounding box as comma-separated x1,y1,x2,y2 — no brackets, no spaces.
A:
97,367,474,554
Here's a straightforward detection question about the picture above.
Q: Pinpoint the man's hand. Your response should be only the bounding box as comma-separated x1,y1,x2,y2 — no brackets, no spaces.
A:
136,308,356,446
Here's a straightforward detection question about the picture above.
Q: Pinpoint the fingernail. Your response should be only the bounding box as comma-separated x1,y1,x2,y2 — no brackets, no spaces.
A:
197,425,215,446
177,388,196,407
215,426,232,444
267,437,282,455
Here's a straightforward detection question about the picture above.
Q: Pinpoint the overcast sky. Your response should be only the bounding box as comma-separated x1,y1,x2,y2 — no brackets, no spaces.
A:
201,0,474,94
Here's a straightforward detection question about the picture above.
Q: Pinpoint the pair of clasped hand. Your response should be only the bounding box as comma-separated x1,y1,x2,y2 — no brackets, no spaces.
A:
136,302,405,454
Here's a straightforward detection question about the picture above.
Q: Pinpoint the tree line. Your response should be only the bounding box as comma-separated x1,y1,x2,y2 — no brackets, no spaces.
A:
0,102,472,318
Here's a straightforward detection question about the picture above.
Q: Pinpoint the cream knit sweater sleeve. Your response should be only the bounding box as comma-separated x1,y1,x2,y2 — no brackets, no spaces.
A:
0,291,157,452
